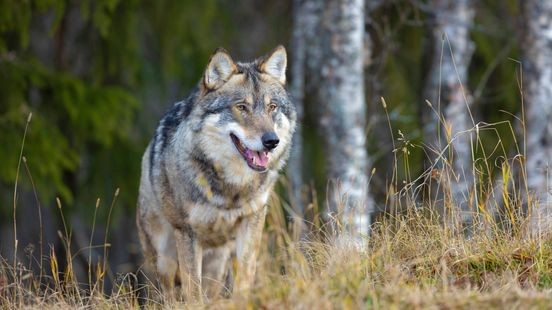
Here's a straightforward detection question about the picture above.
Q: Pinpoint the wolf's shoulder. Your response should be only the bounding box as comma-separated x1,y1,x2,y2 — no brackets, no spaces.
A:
158,88,199,129
155,88,200,144
148,88,199,172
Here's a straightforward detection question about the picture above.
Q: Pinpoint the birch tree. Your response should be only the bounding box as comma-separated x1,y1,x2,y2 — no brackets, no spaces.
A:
422,0,475,229
522,1,552,234
305,0,374,239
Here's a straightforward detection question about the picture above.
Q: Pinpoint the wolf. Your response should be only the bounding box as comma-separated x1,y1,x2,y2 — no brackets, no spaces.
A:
137,46,296,301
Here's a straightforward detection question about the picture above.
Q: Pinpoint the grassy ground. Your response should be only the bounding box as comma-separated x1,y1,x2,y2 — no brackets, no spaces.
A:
222,208,552,309
1,200,552,309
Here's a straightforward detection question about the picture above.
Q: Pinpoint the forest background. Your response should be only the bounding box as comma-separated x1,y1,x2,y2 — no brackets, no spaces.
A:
2,0,551,306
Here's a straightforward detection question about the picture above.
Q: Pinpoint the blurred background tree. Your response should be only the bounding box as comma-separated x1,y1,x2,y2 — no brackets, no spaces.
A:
522,0,552,234
1,0,533,290
422,0,475,232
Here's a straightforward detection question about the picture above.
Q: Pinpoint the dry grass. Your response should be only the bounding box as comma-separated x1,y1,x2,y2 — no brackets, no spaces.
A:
2,196,552,309
213,203,552,309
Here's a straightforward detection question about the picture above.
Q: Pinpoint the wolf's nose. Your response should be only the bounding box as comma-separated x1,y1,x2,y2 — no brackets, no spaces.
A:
262,132,279,150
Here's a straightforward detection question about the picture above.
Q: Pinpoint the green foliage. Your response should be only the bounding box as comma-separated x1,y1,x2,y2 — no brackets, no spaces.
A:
0,0,233,222
0,56,77,204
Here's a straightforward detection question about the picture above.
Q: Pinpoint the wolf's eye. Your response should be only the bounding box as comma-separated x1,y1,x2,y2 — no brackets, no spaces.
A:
268,103,278,112
236,103,248,112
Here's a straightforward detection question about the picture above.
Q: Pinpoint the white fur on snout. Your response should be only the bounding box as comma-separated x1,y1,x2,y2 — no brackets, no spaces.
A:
197,112,294,186
198,114,256,186
225,123,265,151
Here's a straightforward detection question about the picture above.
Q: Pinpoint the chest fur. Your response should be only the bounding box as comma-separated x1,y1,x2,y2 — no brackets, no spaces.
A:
187,199,266,246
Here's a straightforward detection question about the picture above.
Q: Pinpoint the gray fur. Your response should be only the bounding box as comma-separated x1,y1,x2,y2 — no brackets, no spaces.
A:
137,46,296,301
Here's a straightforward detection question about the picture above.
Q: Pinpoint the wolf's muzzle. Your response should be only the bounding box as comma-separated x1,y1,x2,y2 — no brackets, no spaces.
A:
262,132,279,150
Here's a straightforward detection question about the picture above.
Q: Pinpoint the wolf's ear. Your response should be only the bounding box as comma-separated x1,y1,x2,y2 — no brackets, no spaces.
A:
204,48,236,90
259,45,287,85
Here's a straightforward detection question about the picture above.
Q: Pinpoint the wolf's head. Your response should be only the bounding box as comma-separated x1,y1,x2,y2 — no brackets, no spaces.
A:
191,46,296,183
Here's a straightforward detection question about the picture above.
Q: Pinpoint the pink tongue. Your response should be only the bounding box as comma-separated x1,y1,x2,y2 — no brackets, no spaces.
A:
244,149,269,167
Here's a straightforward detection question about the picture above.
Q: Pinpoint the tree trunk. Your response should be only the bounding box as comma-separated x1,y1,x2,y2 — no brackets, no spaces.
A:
422,0,475,230
287,0,309,221
306,0,373,239
522,1,552,235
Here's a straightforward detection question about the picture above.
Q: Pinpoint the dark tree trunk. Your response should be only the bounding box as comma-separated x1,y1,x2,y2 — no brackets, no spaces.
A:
287,0,309,221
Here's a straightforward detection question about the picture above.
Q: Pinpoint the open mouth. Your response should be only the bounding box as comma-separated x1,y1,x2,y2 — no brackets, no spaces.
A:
230,133,269,172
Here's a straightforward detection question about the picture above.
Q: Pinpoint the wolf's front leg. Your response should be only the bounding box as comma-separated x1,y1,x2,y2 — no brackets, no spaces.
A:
235,205,267,293
202,245,231,299
174,227,203,302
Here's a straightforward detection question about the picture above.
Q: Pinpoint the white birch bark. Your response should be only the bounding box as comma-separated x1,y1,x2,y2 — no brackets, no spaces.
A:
307,0,373,239
423,0,475,228
522,1,552,235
